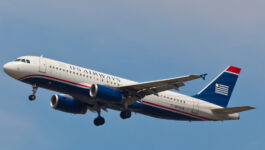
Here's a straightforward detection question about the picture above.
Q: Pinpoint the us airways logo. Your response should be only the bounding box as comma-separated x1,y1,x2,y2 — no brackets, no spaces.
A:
215,84,229,96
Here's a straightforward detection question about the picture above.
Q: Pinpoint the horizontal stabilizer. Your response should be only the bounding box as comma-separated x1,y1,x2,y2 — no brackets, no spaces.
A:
212,106,255,114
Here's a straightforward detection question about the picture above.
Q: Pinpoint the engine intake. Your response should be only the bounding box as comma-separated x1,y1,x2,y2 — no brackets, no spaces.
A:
50,95,87,114
89,84,123,103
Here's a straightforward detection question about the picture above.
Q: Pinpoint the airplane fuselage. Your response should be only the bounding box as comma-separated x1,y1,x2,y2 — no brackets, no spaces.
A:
3,56,240,123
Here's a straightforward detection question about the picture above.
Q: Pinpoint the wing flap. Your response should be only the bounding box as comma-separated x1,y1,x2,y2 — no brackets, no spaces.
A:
212,106,255,114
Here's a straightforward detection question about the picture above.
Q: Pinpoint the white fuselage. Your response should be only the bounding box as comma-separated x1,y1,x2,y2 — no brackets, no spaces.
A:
3,56,239,121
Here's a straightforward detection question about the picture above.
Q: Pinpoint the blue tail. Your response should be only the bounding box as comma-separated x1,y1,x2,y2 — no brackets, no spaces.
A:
193,66,241,108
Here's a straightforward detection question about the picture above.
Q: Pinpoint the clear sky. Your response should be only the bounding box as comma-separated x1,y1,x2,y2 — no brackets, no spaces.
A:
0,0,264,150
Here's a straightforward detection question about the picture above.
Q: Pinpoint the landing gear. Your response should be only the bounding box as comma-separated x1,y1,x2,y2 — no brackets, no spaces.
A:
94,108,105,126
28,84,38,101
94,116,105,126
28,95,36,101
120,101,131,119
120,110,131,119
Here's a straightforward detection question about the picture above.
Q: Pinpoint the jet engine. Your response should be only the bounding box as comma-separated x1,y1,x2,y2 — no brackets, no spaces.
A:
89,84,123,103
50,95,87,114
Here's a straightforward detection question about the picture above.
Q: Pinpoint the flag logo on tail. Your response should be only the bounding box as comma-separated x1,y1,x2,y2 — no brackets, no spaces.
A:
215,84,229,96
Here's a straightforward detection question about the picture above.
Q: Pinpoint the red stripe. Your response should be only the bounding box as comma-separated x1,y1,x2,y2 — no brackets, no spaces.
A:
226,66,241,74
142,100,214,121
19,75,91,89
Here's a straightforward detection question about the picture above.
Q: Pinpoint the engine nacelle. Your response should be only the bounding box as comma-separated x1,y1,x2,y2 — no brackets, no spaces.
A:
89,84,123,103
50,95,87,114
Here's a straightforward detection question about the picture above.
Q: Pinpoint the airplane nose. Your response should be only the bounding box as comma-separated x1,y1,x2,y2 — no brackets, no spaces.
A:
3,62,23,80
3,63,11,73
3,62,17,77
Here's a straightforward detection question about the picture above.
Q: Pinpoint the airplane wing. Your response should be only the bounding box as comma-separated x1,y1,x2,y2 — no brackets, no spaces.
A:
118,74,206,102
212,106,255,114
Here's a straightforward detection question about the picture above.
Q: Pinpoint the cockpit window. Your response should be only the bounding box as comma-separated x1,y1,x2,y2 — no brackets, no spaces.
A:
14,58,31,64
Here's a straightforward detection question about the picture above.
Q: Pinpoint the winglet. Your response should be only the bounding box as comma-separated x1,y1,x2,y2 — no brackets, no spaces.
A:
200,73,207,80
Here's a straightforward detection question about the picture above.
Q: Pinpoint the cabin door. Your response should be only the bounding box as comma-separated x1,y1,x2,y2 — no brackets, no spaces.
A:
39,57,47,73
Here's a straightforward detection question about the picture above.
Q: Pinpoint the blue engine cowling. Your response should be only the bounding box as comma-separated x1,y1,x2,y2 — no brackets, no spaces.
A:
50,95,87,114
89,84,123,103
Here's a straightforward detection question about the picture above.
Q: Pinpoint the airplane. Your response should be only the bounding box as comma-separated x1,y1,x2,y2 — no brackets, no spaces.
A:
3,56,255,126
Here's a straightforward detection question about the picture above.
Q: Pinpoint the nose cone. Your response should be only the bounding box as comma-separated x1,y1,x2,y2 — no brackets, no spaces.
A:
3,63,12,73
3,62,19,79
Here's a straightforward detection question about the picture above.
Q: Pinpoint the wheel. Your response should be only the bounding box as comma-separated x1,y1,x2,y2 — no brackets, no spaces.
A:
29,95,36,101
94,117,105,126
120,110,131,119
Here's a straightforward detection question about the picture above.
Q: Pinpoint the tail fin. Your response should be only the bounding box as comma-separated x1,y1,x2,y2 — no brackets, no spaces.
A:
193,66,241,108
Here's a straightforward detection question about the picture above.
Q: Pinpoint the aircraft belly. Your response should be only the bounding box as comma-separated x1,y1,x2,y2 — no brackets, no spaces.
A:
21,76,206,121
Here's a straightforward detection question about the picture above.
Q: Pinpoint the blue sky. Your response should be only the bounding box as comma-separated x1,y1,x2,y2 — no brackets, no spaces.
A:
0,0,264,149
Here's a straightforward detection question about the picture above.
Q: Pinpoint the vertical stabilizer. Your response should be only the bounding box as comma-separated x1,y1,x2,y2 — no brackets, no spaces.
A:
193,66,241,107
